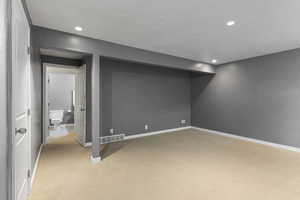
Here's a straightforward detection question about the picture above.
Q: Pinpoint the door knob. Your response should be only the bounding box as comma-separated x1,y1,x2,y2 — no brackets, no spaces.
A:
16,128,27,134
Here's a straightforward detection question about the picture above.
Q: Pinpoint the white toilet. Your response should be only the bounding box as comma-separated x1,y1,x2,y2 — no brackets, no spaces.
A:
49,110,64,127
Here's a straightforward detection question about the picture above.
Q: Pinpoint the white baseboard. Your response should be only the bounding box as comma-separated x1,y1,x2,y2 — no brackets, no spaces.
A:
31,144,43,187
90,155,101,164
63,123,74,127
85,126,191,148
84,142,92,147
124,126,191,140
192,126,300,153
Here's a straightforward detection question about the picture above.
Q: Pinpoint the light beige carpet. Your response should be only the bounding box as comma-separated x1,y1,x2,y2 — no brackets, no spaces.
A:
29,129,300,200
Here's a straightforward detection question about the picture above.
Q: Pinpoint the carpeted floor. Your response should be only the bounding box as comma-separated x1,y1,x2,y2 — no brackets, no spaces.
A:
28,129,300,200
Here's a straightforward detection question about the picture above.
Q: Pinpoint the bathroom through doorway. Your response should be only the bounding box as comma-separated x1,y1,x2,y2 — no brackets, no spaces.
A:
42,63,87,147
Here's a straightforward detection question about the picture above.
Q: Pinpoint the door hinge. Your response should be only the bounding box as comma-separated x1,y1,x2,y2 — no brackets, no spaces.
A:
27,109,31,116
27,169,31,178
27,46,32,55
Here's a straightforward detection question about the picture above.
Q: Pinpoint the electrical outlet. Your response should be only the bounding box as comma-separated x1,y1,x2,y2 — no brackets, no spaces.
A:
110,128,114,134
181,120,186,124
145,125,148,130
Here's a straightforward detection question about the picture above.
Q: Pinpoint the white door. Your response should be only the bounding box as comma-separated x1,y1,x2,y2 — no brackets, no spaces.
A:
12,0,31,200
75,65,86,146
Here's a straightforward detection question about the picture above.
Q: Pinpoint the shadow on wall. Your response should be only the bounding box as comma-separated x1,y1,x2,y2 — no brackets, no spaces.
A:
191,73,215,126
191,73,215,102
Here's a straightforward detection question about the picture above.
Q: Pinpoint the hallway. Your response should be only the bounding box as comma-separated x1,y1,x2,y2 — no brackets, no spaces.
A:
29,129,300,200
29,133,90,200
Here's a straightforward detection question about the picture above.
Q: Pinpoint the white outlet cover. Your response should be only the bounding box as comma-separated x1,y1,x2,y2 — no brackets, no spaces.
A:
110,129,114,134
181,120,186,124
145,125,148,130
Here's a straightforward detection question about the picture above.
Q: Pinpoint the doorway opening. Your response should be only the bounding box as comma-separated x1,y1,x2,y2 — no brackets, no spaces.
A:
43,63,87,146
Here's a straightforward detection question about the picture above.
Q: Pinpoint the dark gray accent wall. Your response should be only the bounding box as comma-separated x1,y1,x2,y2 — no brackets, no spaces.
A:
101,58,191,136
191,48,300,148
30,27,43,170
1,0,9,199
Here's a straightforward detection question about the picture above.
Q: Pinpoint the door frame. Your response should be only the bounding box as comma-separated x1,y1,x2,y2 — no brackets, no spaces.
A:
74,65,87,146
9,0,32,199
42,63,86,144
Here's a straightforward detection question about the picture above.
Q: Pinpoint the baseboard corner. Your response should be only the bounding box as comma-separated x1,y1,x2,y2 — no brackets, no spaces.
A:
84,142,92,147
31,144,43,187
90,155,101,164
191,126,300,153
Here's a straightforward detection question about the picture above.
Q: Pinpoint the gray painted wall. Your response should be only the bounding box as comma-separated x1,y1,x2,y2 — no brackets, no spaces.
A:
30,25,43,170
0,0,9,199
32,26,215,73
191,48,300,148
101,58,191,137
31,26,214,157
48,73,75,111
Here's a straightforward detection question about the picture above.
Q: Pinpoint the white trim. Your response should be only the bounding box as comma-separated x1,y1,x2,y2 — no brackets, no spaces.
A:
11,1,32,199
124,126,191,140
74,64,87,146
64,123,75,127
90,155,101,164
42,63,48,144
16,111,27,120
192,126,300,153
43,63,86,144
43,63,79,71
84,142,92,147
17,180,26,200
15,135,26,146
30,145,43,188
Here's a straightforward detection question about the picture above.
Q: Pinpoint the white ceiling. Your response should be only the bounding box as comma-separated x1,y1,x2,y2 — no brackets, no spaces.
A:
26,0,300,64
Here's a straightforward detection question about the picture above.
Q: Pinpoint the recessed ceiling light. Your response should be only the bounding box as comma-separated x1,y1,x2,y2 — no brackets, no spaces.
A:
212,59,217,64
75,26,83,31
226,20,235,26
